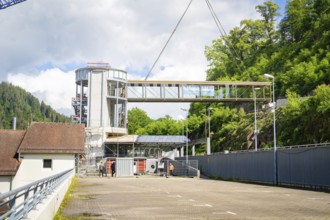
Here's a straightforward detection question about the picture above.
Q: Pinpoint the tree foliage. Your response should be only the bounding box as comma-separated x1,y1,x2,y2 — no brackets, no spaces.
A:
277,85,330,145
124,1,329,153
0,82,69,129
127,107,153,134
192,0,330,151
136,115,182,135
206,0,329,97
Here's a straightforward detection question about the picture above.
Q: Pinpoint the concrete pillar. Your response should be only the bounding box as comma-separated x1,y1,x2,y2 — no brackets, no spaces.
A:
180,147,184,157
192,145,195,156
207,137,211,155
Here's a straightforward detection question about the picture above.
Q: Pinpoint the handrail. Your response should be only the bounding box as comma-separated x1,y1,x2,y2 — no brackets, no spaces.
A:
210,143,330,155
0,169,74,220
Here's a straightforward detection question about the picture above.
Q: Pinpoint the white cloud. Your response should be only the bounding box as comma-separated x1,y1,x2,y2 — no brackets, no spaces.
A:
7,69,75,115
1,0,266,119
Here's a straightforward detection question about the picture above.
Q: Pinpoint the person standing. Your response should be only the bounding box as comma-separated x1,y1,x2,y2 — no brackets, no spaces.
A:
169,163,174,176
103,163,107,177
99,163,104,177
111,161,116,177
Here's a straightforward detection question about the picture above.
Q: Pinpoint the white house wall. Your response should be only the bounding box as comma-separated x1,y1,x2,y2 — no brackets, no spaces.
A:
12,154,75,189
0,176,12,194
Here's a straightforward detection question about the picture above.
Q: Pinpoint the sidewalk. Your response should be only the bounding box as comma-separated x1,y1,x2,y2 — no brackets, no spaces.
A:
60,176,330,219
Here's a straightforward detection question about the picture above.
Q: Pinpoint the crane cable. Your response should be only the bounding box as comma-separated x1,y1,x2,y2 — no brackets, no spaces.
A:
144,0,193,80
145,0,244,80
205,0,226,39
205,0,245,71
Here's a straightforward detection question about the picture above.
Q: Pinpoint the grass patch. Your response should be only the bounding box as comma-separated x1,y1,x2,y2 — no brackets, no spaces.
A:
53,176,78,220
77,194,94,200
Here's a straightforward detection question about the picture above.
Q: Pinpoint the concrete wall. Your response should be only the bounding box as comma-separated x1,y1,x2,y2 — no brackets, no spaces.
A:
27,172,74,220
0,176,12,194
12,154,75,189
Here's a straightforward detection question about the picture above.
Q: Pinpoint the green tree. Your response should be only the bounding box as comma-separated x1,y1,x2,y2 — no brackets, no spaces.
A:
277,85,330,145
205,1,279,82
136,115,182,135
127,107,153,134
131,0,330,152
255,1,279,45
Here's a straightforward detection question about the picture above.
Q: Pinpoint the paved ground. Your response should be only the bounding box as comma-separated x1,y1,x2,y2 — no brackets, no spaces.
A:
61,176,330,220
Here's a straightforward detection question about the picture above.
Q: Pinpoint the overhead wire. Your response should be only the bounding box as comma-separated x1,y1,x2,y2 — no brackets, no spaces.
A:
145,0,245,81
144,0,193,81
204,0,225,38
205,0,245,72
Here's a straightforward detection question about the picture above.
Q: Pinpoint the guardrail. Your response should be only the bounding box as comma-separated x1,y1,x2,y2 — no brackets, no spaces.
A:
0,169,73,220
211,142,330,155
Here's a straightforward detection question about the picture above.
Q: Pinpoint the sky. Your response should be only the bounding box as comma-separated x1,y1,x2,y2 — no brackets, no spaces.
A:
0,0,286,120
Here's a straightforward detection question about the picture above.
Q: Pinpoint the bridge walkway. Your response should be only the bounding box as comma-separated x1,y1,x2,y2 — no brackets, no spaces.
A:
127,80,272,103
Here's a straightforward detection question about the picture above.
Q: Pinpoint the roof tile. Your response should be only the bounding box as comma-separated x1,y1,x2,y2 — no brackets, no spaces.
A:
18,123,85,154
0,130,25,176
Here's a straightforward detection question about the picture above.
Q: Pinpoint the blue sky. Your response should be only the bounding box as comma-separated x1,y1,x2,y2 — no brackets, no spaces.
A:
275,0,287,17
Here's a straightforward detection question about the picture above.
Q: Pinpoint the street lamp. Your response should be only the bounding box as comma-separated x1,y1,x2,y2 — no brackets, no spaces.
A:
181,108,189,170
207,107,213,155
253,88,260,151
264,73,277,184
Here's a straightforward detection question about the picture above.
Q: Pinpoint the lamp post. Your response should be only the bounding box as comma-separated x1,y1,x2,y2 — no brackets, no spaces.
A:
207,107,213,155
264,73,277,184
253,88,260,151
181,108,189,170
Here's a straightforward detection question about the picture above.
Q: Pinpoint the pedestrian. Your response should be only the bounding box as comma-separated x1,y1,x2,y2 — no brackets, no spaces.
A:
99,163,104,177
111,161,116,177
169,163,174,176
103,163,107,177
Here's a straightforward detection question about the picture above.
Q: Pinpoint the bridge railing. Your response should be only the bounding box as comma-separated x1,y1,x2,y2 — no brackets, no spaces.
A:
0,169,73,220
127,80,272,102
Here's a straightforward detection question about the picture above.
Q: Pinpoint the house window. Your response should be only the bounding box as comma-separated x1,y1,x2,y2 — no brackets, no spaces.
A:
43,159,52,169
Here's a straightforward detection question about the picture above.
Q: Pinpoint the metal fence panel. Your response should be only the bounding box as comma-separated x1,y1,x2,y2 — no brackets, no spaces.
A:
176,160,198,177
277,147,330,188
163,160,199,177
184,151,274,183
116,158,134,177
180,146,330,189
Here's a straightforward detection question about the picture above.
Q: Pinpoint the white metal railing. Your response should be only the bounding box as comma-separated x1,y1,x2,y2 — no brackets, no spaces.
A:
0,169,73,220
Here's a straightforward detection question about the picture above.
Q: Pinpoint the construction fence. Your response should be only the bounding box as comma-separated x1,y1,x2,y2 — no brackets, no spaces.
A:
163,159,199,177
177,144,330,190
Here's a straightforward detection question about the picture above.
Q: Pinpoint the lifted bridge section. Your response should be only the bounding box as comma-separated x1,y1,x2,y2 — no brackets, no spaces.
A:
127,80,272,103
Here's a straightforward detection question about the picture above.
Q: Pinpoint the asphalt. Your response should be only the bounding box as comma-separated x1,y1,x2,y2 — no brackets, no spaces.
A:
61,175,330,220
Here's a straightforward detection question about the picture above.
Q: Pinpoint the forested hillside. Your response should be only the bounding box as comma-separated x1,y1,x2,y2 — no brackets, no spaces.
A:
190,0,330,151
128,0,330,153
205,0,329,96
0,82,70,130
